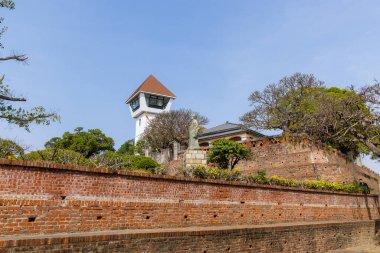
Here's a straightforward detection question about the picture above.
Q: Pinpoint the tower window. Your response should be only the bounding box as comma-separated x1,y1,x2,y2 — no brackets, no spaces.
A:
146,94,169,109
130,97,140,111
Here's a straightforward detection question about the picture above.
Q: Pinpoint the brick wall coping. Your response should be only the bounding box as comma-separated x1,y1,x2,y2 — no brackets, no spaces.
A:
0,158,377,197
0,220,375,248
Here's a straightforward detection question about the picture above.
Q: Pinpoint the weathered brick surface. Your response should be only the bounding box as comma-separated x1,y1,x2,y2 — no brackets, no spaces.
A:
0,221,375,252
0,159,378,238
239,140,380,191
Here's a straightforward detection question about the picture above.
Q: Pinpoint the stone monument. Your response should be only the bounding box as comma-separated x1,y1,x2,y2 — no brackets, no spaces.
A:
188,114,200,149
184,115,207,168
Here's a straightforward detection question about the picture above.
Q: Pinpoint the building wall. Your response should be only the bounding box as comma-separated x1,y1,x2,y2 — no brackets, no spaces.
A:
134,112,155,142
0,159,378,237
238,139,380,192
129,92,174,142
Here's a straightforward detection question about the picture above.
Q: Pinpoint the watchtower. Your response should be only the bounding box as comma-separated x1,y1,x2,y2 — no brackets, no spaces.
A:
126,75,176,143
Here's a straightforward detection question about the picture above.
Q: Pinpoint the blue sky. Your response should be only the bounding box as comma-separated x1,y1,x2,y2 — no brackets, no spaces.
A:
0,0,379,171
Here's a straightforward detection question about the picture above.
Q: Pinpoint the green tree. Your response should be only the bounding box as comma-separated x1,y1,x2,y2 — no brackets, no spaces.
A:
0,1,59,131
241,73,380,157
142,109,208,150
117,139,135,155
45,127,115,158
208,139,250,170
0,138,24,158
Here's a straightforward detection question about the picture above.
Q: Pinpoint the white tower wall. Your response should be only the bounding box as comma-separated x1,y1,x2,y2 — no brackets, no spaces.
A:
129,92,174,143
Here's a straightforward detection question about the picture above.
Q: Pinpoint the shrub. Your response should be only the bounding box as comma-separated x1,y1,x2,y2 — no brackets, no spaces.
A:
191,166,208,179
269,175,298,187
87,152,160,173
21,149,88,166
208,139,250,169
301,179,370,194
244,170,269,184
87,151,126,170
184,166,241,181
126,155,160,173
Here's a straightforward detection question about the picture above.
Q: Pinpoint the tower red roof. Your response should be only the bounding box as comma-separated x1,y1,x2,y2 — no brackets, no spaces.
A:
126,75,176,103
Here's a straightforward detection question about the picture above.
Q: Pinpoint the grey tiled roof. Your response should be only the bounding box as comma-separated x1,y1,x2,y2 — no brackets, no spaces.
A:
199,121,265,141
201,122,241,134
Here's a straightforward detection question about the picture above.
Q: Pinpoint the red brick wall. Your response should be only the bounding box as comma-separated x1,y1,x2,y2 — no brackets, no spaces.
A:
0,221,375,253
239,139,380,192
0,159,378,237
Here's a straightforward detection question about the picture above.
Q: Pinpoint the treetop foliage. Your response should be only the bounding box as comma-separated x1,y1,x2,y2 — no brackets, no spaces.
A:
0,0,15,9
208,139,250,169
0,138,24,159
117,139,135,155
241,73,380,158
45,127,115,158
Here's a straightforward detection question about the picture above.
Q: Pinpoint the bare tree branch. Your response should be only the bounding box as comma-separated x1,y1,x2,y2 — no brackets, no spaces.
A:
0,54,28,62
0,94,26,101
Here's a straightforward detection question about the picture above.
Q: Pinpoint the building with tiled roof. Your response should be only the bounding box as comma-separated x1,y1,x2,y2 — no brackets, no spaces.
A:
198,121,265,147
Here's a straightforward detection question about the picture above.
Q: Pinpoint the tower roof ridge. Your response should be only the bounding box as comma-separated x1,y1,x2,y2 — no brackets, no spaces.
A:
126,74,176,103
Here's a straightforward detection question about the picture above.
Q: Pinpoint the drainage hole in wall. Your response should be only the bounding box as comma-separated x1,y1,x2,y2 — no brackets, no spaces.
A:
227,247,230,251
146,216,150,220
28,217,36,222
97,216,102,220
261,214,264,217
284,241,287,244
184,215,188,219
300,213,302,216
213,214,217,218
240,201,245,204
279,213,282,216
249,245,252,248
240,214,244,217
61,196,66,200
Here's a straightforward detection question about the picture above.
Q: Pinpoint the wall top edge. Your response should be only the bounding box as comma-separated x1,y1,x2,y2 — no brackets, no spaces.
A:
0,158,377,197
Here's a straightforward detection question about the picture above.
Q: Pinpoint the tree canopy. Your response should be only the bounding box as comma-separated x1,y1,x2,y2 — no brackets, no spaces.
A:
0,138,24,158
0,1,59,131
117,139,135,155
45,127,115,158
240,73,380,157
208,139,250,170
141,109,208,150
